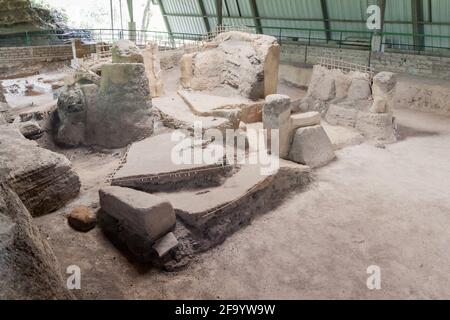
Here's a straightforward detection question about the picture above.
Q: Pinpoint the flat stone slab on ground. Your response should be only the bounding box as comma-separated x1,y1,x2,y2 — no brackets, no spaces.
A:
112,133,232,191
155,159,310,228
178,90,263,123
322,122,364,150
155,162,271,227
153,95,233,131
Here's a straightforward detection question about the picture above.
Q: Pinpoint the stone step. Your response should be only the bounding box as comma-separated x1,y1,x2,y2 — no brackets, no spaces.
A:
154,159,311,242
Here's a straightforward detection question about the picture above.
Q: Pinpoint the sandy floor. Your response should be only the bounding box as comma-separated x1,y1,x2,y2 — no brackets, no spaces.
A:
35,107,450,299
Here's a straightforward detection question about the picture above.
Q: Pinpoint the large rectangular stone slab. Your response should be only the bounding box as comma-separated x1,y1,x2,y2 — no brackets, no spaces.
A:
111,133,232,192
99,186,175,242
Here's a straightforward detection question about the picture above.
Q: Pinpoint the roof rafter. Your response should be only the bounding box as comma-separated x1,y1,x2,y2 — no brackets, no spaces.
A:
249,0,263,34
320,0,331,42
197,0,211,33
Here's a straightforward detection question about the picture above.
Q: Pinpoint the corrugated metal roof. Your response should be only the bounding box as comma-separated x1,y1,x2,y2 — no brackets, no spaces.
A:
163,0,201,15
160,0,450,50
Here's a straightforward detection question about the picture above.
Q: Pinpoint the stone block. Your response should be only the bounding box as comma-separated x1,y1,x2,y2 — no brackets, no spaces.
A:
332,69,352,99
325,104,358,127
180,53,194,88
0,182,73,300
86,63,153,148
307,65,336,101
290,111,321,130
370,97,387,113
288,125,335,168
180,32,280,100
263,94,291,158
0,127,80,216
355,111,397,143
152,232,179,258
142,43,164,97
372,71,396,99
111,39,144,63
99,186,176,243
347,77,371,101
55,87,86,147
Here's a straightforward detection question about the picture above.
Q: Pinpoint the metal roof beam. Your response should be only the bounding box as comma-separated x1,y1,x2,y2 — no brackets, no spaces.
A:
377,0,386,32
216,0,223,27
411,0,425,50
428,0,432,22
249,0,263,34
158,0,173,37
127,0,134,22
197,0,211,33
320,0,332,42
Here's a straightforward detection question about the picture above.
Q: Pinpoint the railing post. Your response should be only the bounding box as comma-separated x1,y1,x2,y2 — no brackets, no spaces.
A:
380,32,383,52
308,29,311,46
339,31,342,48
25,32,30,46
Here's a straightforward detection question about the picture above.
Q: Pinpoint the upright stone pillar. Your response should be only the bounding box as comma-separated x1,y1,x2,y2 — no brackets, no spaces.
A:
262,94,292,158
85,63,153,148
142,42,165,97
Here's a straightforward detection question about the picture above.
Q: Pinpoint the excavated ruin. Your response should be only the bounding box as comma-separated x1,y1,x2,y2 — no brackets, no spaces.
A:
2,26,433,299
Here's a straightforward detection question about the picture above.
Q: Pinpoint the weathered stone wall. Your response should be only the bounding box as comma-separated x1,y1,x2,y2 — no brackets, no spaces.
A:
281,44,371,67
281,43,450,80
371,51,450,80
0,44,96,64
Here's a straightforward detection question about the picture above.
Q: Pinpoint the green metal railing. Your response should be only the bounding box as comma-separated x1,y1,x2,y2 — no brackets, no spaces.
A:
1,27,449,56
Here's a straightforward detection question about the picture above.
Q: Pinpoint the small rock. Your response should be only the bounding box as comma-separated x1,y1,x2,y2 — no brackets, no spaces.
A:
68,205,96,232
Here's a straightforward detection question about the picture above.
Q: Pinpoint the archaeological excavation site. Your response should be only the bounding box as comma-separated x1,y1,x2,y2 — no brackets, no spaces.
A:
1,0,450,303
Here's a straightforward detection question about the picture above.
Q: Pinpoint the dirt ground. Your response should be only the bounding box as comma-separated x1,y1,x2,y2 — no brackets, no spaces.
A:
34,107,450,299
